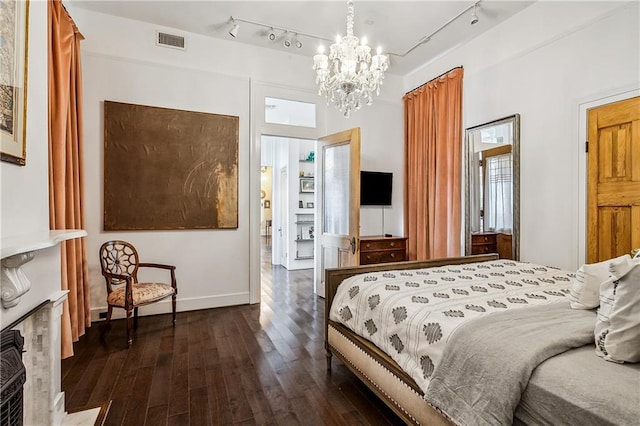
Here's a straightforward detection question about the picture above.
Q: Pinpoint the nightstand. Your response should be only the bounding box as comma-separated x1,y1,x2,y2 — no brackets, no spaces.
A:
360,236,408,265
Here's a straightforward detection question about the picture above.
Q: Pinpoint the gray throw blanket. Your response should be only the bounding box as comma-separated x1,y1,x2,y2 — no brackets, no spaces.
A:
425,302,596,426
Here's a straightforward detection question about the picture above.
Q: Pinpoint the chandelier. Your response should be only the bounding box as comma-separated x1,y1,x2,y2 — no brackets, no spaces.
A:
313,0,389,117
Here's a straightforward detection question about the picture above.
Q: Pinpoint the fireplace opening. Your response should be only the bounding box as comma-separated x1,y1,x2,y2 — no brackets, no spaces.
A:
0,330,25,426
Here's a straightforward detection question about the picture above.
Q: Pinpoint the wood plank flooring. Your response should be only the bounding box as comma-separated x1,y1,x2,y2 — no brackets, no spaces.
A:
62,242,404,425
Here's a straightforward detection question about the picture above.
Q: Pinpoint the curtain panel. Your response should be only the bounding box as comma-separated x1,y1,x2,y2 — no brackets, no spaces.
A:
403,68,463,260
48,0,90,358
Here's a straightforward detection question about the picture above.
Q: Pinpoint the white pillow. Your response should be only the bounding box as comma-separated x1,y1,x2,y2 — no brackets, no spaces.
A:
569,255,630,309
594,256,640,363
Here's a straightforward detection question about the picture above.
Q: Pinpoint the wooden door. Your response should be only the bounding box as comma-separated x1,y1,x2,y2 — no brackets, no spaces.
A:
314,128,361,297
587,96,640,262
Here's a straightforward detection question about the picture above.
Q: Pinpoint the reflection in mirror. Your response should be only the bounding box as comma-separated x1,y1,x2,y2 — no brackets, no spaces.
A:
465,114,520,260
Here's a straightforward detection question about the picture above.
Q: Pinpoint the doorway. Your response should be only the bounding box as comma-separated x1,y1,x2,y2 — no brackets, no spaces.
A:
250,84,328,304
261,135,316,271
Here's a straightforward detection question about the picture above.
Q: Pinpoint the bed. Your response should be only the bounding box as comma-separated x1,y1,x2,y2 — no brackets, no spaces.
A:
324,254,640,425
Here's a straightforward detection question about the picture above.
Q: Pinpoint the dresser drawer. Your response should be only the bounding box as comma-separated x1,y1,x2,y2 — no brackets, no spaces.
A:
471,233,497,244
360,249,406,265
471,244,498,254
361,238,406,252
358,236,408,265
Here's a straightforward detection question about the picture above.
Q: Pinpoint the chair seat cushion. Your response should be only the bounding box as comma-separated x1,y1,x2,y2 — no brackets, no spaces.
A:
107,283,175,307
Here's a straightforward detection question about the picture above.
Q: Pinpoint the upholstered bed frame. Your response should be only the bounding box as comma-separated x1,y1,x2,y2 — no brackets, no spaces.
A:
324,254,498,425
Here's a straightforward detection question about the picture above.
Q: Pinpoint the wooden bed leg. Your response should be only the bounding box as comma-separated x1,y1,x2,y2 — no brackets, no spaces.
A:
326,349,333,372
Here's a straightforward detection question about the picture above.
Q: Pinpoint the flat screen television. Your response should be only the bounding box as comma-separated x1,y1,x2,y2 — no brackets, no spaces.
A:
360,171,392,206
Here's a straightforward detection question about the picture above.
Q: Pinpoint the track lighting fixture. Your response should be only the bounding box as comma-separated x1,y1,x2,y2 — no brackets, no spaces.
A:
228,18,240,37
470,3,479,25
282,32,292,48
267,27,276,41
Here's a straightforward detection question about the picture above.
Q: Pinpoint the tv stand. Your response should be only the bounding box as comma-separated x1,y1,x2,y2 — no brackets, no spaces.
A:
359,236,407,265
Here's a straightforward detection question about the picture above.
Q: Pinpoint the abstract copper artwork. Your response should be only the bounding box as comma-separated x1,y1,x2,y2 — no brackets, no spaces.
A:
104,101,238,230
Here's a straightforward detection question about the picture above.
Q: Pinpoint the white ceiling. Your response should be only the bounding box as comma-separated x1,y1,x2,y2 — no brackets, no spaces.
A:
68,1,534,75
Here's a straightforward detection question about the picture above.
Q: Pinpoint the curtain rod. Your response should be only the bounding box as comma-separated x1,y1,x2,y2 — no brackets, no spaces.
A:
405,66,463,95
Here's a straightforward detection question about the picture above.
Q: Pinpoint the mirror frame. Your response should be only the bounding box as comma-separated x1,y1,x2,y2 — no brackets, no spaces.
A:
464,114,520,260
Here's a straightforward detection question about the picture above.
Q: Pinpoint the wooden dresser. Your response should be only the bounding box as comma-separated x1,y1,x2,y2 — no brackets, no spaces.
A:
471,232,498,255
471,232,513,259
360,236,408,265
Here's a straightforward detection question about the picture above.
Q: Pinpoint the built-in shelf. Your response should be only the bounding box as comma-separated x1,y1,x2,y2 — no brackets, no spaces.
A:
299,160,314,163
294,212,314,261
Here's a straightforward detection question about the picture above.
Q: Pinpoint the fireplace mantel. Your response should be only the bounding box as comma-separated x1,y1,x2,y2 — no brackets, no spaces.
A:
1,230,87,309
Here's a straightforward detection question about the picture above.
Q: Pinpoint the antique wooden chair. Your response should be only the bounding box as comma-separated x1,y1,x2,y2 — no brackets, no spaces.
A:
99,240,177,346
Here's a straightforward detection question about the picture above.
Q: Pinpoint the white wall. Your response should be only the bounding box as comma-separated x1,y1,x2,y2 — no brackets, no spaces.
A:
405,1,640,271
1,1,49,238
65,6,405,316
327,100,404,238
0,1,64,328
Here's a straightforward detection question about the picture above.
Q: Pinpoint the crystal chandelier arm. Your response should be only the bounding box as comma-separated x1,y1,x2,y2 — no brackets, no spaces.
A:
313,0,387,117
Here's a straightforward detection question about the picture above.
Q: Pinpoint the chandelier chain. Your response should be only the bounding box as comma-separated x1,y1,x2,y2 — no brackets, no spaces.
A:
346,0,354,37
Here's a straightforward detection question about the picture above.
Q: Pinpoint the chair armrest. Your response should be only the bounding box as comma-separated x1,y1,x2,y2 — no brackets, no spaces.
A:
102,272,134,308
138,263,178,293
138,262,176,270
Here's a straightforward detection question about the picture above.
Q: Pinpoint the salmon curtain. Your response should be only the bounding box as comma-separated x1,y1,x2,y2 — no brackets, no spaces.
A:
404,67,463,260
48,0,90,359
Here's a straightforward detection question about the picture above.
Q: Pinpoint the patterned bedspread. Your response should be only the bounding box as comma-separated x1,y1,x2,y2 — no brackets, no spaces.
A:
328,259,574,396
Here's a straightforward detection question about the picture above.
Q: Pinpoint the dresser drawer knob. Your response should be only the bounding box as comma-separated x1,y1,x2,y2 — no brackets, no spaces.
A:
390,242,395,247
366,255,371,260
390,253,395,258
365,243,371,248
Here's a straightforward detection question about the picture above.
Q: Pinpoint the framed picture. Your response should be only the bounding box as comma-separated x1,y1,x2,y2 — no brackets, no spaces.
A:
1,0,30,165
300,177,314,193
306,202,314,208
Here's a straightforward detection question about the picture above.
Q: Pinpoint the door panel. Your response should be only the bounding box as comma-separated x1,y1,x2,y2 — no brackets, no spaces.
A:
315,128,361,297
597,207,632,261
587,96,640,262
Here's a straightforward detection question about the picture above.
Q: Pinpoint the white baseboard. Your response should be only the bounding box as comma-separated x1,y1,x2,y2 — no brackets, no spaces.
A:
90,292,250,322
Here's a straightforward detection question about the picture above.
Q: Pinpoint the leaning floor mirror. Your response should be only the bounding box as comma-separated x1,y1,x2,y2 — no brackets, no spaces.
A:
465,114,520,260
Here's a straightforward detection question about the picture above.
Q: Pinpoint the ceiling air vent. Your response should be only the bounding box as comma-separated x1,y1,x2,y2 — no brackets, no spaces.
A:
156,31,186,50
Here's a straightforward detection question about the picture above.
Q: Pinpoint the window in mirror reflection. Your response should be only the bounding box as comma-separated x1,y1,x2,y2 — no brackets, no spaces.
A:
484,149,512,232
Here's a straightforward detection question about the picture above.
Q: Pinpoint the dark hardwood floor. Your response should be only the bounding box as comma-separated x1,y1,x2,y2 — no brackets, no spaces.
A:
62,240,404,425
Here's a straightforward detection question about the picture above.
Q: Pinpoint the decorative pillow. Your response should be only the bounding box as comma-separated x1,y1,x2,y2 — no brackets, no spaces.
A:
594,256,640,363
569,255,630,309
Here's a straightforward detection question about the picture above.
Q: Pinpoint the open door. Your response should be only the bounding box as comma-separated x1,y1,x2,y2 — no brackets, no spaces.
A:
314,128,361,297
587,96,640,262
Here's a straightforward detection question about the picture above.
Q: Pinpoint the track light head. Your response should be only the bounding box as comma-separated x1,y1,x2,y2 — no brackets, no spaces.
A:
267,27,276,41
293,33,303,49
282,32,292,48
470,4,479,25
228,18,240,37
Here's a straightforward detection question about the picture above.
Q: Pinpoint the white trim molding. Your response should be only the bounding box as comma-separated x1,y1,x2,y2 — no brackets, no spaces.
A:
90,291,250,322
